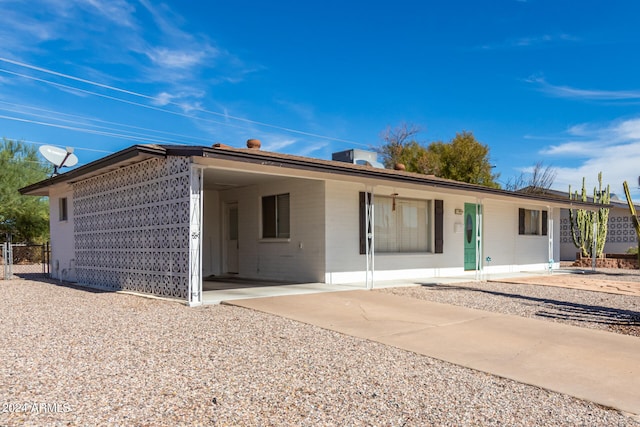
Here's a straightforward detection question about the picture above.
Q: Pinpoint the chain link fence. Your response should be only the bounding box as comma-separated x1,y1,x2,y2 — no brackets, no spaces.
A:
1,242,50,280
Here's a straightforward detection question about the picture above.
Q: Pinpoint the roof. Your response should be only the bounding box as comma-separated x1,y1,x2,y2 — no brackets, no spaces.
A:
518,187,639,210
19,144,167,196
20,143,605,209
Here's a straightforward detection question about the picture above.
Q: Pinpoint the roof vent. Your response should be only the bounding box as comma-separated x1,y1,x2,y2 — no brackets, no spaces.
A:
332,149,385,168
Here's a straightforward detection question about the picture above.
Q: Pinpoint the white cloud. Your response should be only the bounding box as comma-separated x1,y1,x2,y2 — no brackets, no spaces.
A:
540,118,640,199
294,141,330,157
260,135,330,158
275,99,317,124
145,47,213,70
262,137,298,152
0,74,14,86
566,124,590,137
614,118,640,140
135,1,224,74
528,76,640,101
177,101,203,114
137,0,193,39
481,33,579,50
80,0,137,28
0,0,252,89
152,92,173,106
541,141,601,157
553,144,640,198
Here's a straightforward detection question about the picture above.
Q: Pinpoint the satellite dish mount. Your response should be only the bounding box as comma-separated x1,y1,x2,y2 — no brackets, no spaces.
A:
39,145,79,177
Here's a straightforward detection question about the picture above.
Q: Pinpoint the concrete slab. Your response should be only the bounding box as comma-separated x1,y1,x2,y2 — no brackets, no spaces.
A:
202,271,560,304
201,268,562,305
202,282,359,304
229,290,640,416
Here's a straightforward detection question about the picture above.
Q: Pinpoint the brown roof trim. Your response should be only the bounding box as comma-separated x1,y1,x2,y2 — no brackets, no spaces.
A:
19,145,167,196
200,145,605,209
20,143,606,209
521,187,639,209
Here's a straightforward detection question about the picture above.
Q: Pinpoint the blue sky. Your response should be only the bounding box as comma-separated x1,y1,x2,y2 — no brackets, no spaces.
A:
1,0,640,199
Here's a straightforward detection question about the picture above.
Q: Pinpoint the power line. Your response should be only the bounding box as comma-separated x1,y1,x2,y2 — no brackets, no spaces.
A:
0,100,215,145
0,57,369,147
1,68,369,150
0,104,195,146
0,114,189,145
6,138,114,154
0,68,241,131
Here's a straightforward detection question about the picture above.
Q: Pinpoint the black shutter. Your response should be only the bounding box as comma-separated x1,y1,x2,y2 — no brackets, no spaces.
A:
359,192,366,254
542,210,548,236
262,195,276,238
434,199,444,253
518,208,525,235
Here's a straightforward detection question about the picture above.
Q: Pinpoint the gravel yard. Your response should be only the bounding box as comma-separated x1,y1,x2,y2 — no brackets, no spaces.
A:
379,268,640,337
1,277,639,426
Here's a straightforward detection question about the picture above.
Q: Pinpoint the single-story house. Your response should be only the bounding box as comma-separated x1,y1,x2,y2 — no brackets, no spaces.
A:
20,142,600,306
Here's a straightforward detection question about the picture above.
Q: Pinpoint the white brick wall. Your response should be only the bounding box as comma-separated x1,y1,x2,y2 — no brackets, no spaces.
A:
49,184,75,281
215,177,325,282
323,183,561,284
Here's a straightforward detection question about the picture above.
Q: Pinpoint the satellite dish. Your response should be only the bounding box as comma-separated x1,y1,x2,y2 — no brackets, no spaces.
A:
39,145,78,176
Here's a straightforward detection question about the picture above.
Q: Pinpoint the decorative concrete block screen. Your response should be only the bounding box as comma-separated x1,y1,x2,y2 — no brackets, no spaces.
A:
74,157,191,299
605,215,639,244
560,215,638,245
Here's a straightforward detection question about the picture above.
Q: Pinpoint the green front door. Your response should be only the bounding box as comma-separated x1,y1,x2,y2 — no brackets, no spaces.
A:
464,203,477,270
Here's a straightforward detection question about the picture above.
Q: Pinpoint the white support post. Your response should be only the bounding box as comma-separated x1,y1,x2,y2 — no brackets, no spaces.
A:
2,242,13,280
591,221,597,271
1,242,7,280
548,207,554,274
188,165,203,306
7,243,12,280
475,201,483,281
365,187,375,290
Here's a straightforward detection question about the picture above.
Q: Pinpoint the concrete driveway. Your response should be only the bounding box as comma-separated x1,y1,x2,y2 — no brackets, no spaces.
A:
229,290,640,416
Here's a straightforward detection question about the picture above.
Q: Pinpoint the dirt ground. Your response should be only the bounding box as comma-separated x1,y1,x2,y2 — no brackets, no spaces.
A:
496,269,640,297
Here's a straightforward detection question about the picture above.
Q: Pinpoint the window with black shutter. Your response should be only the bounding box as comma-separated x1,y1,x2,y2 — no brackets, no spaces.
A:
518,208,548,236
358,193,441,253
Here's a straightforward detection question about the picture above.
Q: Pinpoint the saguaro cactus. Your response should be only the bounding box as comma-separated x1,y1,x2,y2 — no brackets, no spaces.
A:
568,172,610,258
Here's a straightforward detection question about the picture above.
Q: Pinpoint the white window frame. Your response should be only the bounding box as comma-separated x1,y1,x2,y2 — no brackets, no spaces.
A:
519,208,548,236
374,195,431,253
59,197,68,222
261,193,290,239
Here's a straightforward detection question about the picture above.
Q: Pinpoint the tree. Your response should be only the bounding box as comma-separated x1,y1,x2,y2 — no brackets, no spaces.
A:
377,123,433,172
568,172,610,258
0,138,52,243
504,161,557,193
377,124,500,188
434,131,500,188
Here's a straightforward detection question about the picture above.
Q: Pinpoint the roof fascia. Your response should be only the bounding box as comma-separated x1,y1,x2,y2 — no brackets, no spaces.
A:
19,145,167,196
200,147,606,210
18,143,611,211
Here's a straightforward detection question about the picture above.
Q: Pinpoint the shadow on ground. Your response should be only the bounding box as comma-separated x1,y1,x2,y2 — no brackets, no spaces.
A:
203,276,300,291
418,282,640,329
3,274,114,294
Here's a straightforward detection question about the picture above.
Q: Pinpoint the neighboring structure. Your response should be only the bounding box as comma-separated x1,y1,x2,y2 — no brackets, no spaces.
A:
516,187,639,260
21,142,599,306
559,196,639,260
